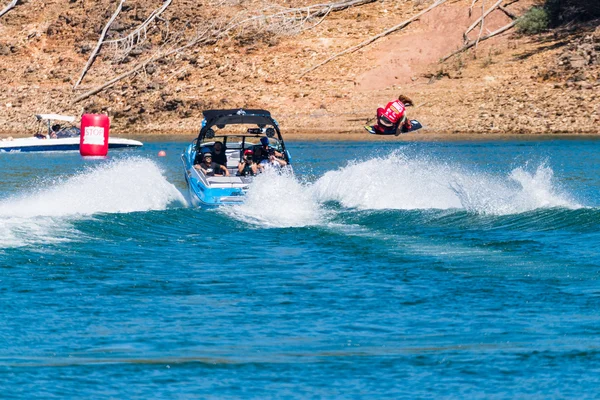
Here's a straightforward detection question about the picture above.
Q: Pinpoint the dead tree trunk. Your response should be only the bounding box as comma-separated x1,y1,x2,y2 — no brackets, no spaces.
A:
74,0,125,89
0,0,18,19
72,0,377,103
442,19,517,62
72,29,212,104
301,0,448,77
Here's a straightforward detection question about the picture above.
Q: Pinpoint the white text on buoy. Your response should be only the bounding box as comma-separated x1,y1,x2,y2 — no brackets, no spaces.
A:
80,114,110,157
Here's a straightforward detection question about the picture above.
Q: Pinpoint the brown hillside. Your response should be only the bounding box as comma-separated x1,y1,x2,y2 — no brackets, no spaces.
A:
0,0,598,138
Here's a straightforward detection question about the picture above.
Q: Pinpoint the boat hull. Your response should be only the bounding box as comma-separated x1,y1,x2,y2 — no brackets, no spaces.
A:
0,137,143,153
181,145,249,208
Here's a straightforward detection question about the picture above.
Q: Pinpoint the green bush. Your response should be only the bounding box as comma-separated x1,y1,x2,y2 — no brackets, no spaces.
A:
517,7,549,34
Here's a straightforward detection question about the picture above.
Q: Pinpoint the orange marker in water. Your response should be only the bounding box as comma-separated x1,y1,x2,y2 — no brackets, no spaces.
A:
158,150,166,157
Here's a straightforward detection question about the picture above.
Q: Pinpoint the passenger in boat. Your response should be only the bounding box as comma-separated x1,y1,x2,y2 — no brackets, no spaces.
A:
211,141,227,166
251,138,287,172
254,146,287,171
237,149,259,176
194,153,230,176
50,124,61,139
256,137,284,162
367,94,414,136
261,153,287,169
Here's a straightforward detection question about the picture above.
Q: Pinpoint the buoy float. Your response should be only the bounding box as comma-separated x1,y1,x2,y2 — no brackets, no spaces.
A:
80,114,110,157
158,150,166,157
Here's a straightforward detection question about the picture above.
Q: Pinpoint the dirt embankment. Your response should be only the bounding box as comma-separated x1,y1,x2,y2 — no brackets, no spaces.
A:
0,0,598,139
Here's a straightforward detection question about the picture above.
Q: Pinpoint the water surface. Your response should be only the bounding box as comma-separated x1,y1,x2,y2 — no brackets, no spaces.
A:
1,140,600,397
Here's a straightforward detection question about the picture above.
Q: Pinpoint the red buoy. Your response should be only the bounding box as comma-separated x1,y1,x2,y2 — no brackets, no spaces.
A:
80,114,110,157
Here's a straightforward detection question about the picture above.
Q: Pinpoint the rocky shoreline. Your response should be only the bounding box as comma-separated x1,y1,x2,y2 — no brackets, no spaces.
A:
0,1,598,139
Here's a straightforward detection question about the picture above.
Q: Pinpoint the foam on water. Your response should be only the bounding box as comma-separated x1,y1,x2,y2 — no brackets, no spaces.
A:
220,169,326,228
312,152,461,210
221,152,580,229
452,164,579,214
312,152,580,215
0,157,185,248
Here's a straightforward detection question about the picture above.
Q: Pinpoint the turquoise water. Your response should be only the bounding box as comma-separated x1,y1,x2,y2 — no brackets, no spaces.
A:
1,139,600,397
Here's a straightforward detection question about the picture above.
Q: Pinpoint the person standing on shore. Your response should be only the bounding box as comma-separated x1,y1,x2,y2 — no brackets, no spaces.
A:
365,94,414,136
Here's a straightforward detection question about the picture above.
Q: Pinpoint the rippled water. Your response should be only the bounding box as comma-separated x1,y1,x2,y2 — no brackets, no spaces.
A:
1,139,600,397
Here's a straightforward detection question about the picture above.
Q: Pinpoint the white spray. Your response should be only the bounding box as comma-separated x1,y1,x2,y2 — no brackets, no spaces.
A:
220,169,326,228
0,158,185,248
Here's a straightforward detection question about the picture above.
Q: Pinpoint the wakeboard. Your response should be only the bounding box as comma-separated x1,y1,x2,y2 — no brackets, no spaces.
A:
364,120,423,135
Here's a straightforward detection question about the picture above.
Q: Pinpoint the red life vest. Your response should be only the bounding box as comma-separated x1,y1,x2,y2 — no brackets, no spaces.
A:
381,100,406,125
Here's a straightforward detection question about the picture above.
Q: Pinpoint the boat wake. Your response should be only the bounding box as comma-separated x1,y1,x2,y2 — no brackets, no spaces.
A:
312,152,580,214
0,158,185,248
219,169,326,228
222,151,583,228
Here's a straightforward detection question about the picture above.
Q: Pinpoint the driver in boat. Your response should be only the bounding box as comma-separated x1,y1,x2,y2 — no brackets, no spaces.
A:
50,124,61,139
33,123,62,140
194,153,230,176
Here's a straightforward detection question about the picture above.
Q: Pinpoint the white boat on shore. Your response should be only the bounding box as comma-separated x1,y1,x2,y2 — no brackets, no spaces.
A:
0,114,143,153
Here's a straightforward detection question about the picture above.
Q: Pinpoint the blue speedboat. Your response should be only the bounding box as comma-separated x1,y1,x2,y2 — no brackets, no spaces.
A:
181,109,292,207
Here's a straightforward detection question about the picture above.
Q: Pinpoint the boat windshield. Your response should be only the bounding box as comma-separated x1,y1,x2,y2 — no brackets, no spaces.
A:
56,127,80,138
199,135,283,152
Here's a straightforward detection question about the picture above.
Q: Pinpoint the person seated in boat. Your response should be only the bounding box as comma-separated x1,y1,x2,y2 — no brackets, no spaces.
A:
261,153,287,169
50,124,61,139
237,149,259,176
211,141,227,166
366,94,414,136
253,145,287,171
193,148,206,165
194,153,230,176
255,137,284,162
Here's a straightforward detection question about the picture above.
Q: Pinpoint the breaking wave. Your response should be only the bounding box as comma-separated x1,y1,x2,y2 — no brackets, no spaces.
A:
217,151,583,231
311,152,580,214
0,157,185,248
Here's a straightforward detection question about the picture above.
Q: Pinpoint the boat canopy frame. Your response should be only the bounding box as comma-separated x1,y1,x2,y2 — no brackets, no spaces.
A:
33,114,79,139
196,109,284,145
35,114,76,123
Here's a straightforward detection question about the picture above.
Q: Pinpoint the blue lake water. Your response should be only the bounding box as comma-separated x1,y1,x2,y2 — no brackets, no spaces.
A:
1,139,600,398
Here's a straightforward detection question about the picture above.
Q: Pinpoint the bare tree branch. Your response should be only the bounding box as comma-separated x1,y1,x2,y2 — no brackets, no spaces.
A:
72,0,378,103
74,0,125,89
498,5,517,19
227,0,377,36
314,0,377,15
72,28,213,104
474,0,486,50
441,19,517,62
468,0,478,17
300,0,448,77
0,0,18,19
463,0,503,43
104,0,173,59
